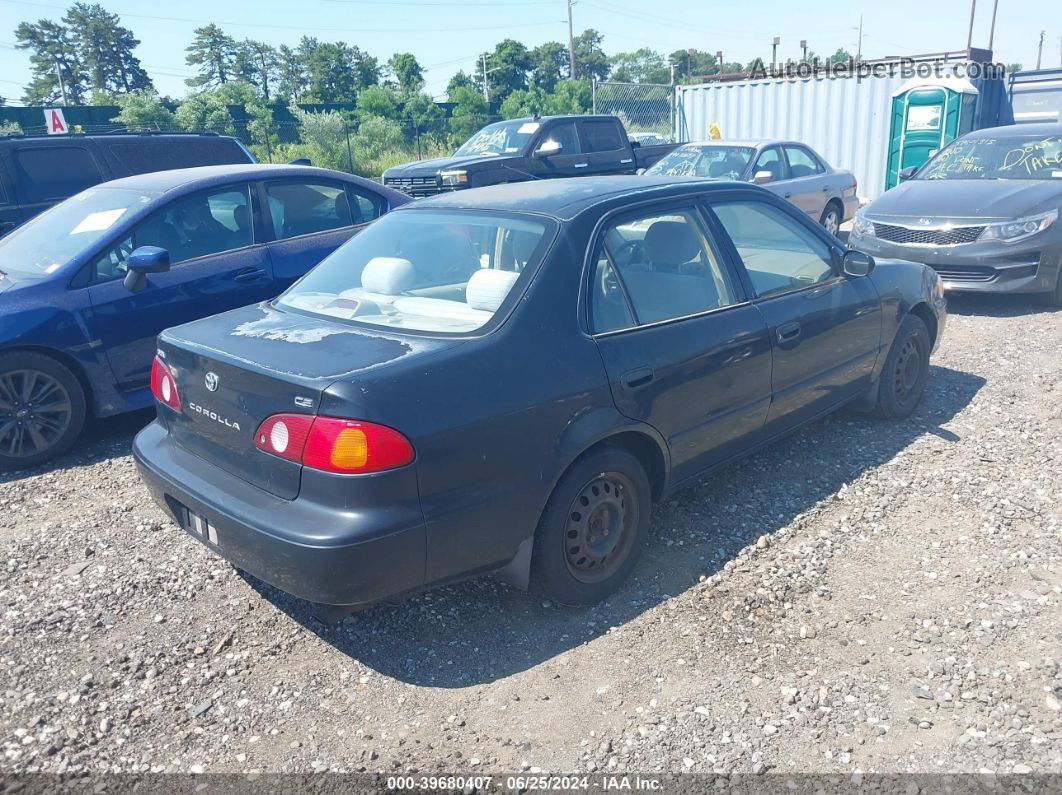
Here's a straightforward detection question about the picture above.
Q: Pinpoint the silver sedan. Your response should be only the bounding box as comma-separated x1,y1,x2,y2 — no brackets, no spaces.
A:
645,140,858,235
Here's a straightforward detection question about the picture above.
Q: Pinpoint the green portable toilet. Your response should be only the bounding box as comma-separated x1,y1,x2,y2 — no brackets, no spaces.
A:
885,76,978,190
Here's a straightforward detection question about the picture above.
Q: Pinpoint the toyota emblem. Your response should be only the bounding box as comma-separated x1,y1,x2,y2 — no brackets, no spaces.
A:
204,372,219,392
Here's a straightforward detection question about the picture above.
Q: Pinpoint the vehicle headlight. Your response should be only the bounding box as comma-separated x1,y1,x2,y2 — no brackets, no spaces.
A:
979,208,1057,243
852,211,874,237
439,170,468,187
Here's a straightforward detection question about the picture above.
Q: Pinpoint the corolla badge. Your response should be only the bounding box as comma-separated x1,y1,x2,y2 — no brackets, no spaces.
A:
204,372,219,392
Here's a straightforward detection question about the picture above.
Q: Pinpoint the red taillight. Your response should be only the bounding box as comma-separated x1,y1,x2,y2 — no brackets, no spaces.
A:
253,414,414,474
150,355,181,411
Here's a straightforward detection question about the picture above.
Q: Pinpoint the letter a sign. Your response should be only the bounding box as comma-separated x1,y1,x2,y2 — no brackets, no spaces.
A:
44,108,68,135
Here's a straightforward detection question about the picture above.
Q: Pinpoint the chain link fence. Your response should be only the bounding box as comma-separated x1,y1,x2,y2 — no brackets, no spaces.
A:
592,81,676,141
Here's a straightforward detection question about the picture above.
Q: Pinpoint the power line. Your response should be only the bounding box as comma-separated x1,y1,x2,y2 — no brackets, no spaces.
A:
0,0,564,34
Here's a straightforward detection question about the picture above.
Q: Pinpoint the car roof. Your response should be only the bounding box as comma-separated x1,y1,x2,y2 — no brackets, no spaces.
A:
95,164,386,194
400,175,755,220
965,122,1062,138
678,140,795,148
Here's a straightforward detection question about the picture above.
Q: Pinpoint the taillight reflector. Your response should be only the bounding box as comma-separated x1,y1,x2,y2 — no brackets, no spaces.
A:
253,414,414,474
150,355,181,411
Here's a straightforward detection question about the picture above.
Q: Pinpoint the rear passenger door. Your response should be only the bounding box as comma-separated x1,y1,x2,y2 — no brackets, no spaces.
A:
782,145,829,219
589,203,773,483
9,144,106,222
261,179,384,290
84,182,272,391
579,119,635,175
0,158,19,237
708,197,881,435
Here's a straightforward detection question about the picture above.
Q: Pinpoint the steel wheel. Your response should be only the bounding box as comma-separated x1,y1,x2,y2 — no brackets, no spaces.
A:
822,207,840,235
0,368,74,459
563,472,639,584
892,336,922,405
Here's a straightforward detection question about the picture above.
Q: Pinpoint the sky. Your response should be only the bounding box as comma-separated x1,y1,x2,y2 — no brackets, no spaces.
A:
0,0,1059,105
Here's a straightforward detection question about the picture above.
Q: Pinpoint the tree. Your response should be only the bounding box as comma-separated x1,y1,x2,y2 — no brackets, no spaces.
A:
174,89,235,134
542,79,592,114
299,38,379,103
477,39,532,102
15,18,87,104
499,87,545,119
357,84,399,121
388,53,424,95
185,24,237,88
276,45,307,101
64,3,151,95
1006,62,1022,74
610,48,669,84
529,42,567,92
234,40,279,99
572,29,610,82
402,92,447,142
447,70,475,99
668,49,718,83
827,48,853,65
110,90,175,129
289,103,350,171
448,84,489,141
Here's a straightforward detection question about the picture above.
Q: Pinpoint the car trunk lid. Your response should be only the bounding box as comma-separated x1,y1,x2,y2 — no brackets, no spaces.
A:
156,302,458,499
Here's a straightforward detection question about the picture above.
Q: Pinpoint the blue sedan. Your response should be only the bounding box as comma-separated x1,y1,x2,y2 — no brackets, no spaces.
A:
0,164,408,469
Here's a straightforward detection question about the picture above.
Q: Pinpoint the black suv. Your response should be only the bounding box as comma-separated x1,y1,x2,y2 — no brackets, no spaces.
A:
0,132,256,236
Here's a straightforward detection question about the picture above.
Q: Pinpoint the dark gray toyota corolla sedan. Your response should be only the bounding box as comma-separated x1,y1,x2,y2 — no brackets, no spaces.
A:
133,176,946,610
849,123,1062,305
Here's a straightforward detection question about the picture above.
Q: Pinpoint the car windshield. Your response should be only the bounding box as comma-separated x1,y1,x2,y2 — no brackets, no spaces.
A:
0,187,155,276
919,134,1062,180
278,210,552,334
646,145,754,179
453,120,542,156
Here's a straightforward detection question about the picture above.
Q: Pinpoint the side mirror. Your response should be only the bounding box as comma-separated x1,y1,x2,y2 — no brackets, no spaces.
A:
842,249,875,278
534,139,563,158
123,246,170,293
752,170,774,185
898,166,918,181
289,157,312,166
635,167,646,175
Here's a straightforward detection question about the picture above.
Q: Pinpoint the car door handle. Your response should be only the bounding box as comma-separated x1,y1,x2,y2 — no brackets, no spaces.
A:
822,187,830,192
574,163,589,168
784,192,792,198
776,322,802,343
233,267,268,282
620,367,655,389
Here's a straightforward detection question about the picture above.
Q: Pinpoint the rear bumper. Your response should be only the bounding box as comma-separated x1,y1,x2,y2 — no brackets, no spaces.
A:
850,233,1062,295
133,421,426,606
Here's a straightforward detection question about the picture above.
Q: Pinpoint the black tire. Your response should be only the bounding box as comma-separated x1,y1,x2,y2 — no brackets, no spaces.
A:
1036,270,1062,308
872,314,931,420
0,351,86,471
531,447,651,605
820,201,842,236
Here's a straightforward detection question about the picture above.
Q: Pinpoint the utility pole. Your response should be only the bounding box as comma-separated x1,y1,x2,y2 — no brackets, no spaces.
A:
987,0,999,51
966,0,977,51
54,59,67,105
567,0,576,79
687,48,694,79
1036,29,1045,69
800,40,808,62
481,54,490,102
771,37,780,70
856,15,863,61
716,50,724,74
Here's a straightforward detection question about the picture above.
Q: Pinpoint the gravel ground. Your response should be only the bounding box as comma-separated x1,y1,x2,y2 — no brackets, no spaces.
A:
1,293,1060,777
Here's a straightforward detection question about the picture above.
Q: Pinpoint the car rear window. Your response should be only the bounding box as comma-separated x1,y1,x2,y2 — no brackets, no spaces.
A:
13,146,104,203
279,209,554,334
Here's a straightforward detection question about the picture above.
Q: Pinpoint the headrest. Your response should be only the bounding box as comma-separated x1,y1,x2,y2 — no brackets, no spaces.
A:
644,221,702,266
466,269,520,312
707,160,729,177
361,257,414,295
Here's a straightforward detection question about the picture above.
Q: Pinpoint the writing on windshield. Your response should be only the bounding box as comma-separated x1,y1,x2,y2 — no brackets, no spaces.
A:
922,136,1062,180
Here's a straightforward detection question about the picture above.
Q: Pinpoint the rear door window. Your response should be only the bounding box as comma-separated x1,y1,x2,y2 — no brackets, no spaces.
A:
542,122,582,155
265,181,356,240
581,120,626,152
13,146,104,203
784,146,824,177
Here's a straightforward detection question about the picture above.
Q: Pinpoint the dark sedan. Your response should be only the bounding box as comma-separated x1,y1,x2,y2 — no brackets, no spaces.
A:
849,123,1062,305
0,164,407,469
133,176,946,609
